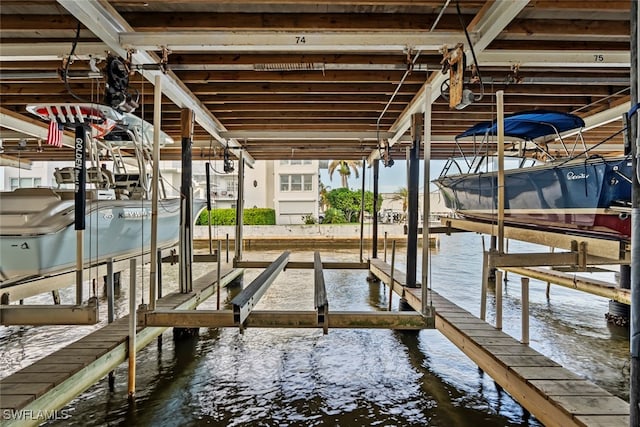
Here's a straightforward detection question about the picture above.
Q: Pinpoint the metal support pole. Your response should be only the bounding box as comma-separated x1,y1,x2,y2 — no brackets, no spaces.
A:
206,162,213,255
234,151,245,262
149,74,162,309
521,277,529,345
74,125,87,306
480,250,489,321
388,240,396,311
406,113,421,287
180,109,195,293
384,231,388,262
106,258,114,323
217,239,222,310
421,84,432,315
495,269,503,330
630,1,639,424
359,157,366,263
226,233,230,263
372,159,380,258
156,249,163,299
497,90,505,254
106,258,115,391
127,257,137,401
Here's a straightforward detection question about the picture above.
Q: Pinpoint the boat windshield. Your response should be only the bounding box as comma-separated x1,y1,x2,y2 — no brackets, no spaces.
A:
440,155,544,177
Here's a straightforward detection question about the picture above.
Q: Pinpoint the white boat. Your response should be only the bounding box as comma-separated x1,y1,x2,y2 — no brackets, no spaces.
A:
0,104,203,284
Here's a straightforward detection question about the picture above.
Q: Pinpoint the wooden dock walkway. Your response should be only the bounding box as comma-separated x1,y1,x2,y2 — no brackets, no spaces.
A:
0,266,243,427
369,259,630,427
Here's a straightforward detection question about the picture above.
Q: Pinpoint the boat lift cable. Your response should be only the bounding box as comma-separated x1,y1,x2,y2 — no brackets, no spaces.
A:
455,0,484,102
374,0,453,164
63,21,90,104
140,76,146,305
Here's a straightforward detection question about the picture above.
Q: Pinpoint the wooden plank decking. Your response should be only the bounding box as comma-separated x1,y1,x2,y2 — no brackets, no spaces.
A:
369,258,630,427
0,266,243,427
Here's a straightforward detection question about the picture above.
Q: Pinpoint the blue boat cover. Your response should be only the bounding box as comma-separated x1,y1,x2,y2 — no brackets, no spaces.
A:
456,110,585,140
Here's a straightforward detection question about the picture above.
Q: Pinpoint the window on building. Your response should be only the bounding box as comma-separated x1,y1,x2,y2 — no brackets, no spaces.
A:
280,174,290,191
10,177,41,190
290,174,302,191
280,174,314,192
279,160,312,165
303,175,313,191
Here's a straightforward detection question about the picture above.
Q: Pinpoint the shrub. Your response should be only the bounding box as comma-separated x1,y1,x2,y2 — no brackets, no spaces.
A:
321,207,347,224
196,208,276,225
302,214,317,224
244,208,276,225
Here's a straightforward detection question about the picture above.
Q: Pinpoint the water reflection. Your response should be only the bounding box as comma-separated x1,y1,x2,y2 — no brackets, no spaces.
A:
0,234,629,425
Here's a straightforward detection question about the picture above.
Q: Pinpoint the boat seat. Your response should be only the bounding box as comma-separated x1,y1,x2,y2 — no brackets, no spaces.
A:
54,167,75,187
0,187,61,214
87,166,115,189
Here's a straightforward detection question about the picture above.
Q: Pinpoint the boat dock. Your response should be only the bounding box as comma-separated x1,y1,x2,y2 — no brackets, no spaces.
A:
0,266,244,427
369,259,630,427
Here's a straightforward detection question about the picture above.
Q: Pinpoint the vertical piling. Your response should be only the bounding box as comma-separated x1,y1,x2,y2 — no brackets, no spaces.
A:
217,239,222,310
521,277,529,345
629,0,639,424
149,74,162,309
480,250,489,321
179,109,194,293
234,151,245,263
206,162,213,255
74,125,86,305
106,258,115,391
496,90,505,255
406,113,421,287
384,231,388,262
372,159,380,258
422,84,432,315
106,259,114,323
388,240,396,311
128,257,137,401
495,270,503,330
359,156,366,263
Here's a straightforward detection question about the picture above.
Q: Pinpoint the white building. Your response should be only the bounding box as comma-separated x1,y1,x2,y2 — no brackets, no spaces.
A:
274,159,319,224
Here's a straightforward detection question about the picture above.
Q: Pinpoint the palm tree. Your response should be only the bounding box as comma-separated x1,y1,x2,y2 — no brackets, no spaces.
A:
318,182,330,211
389,187,408,221
328,160,361,188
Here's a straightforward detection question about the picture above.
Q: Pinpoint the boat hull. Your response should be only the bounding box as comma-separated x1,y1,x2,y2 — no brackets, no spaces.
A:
435,156,632,240
0,196,203,283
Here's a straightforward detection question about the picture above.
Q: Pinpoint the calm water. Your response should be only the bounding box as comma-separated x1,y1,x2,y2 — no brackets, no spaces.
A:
0,233,630,426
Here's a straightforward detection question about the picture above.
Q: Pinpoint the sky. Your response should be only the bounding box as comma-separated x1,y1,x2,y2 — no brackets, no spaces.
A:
319,159,446,194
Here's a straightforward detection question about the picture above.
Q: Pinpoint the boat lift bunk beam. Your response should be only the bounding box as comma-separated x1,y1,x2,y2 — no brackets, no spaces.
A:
441,217,629,263
142,310,430,330
231,251,289,327
0,298,98,326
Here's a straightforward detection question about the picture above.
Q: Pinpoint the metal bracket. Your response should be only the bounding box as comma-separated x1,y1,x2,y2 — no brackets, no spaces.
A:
488,240,589,270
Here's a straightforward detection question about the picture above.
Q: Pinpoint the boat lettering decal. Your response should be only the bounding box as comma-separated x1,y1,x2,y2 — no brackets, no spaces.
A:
118,208,150,219
567,171,589,180
74,137,84,191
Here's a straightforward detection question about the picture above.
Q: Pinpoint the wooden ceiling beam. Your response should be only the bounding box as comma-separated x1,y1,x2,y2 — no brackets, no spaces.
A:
173,70,428,84
502,19,629,42
120,12,470,31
